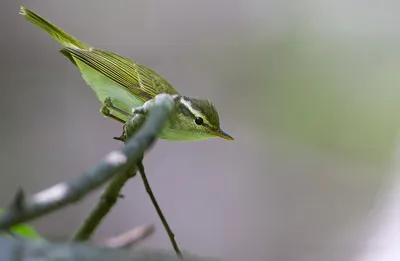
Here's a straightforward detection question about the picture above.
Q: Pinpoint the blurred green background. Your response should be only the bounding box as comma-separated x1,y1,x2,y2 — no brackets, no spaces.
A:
1,1,400,260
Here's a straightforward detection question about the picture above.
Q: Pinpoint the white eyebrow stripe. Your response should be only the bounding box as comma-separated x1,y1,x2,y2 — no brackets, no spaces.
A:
179,97,211,125
179,97,196,115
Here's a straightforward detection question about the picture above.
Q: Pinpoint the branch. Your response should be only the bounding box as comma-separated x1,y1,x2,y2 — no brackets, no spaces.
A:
0,94,175,231
71,165,137,241
101,225,155,248
0,236,221,261
71,95,164,241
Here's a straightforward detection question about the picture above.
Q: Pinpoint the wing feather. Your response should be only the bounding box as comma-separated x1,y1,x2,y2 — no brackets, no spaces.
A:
61,47,179,101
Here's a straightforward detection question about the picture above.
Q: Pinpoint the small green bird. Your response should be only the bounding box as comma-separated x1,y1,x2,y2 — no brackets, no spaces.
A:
20,6,233,141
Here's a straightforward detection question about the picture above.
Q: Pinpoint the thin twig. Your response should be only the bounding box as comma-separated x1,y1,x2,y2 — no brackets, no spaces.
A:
101,225,154,248
0,94,175,231
137,161,182,258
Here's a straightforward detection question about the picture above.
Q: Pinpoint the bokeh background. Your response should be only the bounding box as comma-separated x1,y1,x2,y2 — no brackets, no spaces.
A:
1,0,400,260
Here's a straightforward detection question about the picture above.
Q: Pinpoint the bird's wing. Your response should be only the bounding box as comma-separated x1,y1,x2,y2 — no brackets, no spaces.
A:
61,47,179,101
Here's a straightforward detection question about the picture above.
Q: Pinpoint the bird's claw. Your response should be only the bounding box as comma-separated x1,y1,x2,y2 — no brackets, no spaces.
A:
113,124,127,142
104,97,113,108
100,105,111,116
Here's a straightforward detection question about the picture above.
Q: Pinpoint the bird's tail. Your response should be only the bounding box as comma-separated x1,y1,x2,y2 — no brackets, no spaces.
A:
19,6,91,50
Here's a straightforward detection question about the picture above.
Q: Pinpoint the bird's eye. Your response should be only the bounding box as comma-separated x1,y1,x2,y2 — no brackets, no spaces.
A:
194,116,204,125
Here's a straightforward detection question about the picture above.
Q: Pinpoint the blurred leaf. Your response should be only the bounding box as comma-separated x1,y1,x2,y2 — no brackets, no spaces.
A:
0,209,43,240
8,224,43,240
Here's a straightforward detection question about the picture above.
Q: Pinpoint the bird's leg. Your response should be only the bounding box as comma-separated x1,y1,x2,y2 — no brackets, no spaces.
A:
99,105,125,124
100,102,127,142
103,97,134,118
102,98,150,143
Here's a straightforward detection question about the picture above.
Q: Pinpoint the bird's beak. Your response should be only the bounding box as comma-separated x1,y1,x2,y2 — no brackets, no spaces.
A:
209,129,234,140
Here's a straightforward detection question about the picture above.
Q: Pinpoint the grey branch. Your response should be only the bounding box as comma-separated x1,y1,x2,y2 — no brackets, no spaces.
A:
71,105,147,241
71,94,167,241
70,164,138,241
0,94,175,231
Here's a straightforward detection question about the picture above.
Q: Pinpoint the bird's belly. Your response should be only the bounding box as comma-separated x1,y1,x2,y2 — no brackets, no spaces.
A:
74,59,144,122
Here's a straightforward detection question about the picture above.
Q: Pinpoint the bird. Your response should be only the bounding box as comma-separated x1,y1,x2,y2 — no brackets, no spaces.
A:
20,6,233,142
